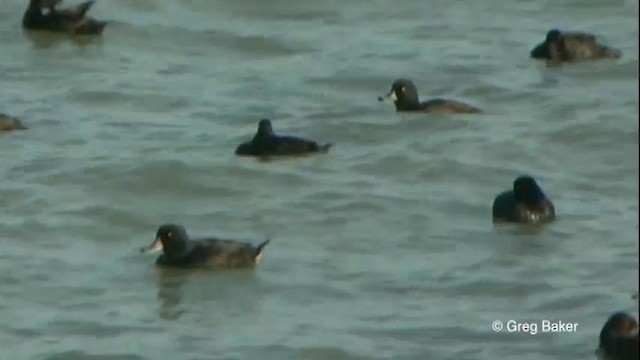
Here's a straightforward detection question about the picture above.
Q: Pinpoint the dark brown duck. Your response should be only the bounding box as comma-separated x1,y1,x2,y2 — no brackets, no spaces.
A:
530,29,621,63
492,175,556,224
235,119,333,158
140,224,271,270
596,312,638,360
378,78,481,114
22,0,108,36
0,114,27,132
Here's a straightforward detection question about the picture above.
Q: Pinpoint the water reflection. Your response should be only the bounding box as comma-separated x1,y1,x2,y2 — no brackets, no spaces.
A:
154,268,265,321
155,268,190,321
491,222,555,257
23,30,104,50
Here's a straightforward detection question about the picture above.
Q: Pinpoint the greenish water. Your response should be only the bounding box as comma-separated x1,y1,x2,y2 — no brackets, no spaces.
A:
0,0,638,359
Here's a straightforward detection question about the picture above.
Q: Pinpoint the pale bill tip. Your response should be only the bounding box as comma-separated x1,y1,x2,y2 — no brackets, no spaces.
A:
142,238,164,254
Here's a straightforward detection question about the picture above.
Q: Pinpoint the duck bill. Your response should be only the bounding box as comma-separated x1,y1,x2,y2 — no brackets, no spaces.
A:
377,90,397,102
140,237,164,254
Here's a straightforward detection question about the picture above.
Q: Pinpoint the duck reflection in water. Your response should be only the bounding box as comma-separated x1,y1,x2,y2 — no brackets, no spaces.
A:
154,267,266,321
156,269,190,321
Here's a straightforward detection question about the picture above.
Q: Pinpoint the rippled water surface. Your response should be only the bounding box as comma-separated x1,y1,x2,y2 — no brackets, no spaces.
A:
1,0,638,359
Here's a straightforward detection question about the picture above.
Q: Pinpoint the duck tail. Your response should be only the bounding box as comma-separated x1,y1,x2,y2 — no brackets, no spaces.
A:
602,46,622,59
14,119,28,130
460,104,482,114
75,1,96,18
95,20,109,33
254,239,271,258
318,143,334,153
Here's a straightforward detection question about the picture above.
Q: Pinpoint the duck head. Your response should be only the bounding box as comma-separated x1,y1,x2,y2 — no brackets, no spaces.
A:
256,119,274,138
378,78,420,110
597,312,639,360
141,224,190,258
513,176,546,205
545,29,563,44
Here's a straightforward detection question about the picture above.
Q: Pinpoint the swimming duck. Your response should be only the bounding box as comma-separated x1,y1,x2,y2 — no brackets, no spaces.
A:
378,78,481,114
235,119,333,158
140,224,271,270
22,0,108,36
596,312,638,360
530,29,621,63
0,114,27,132
492,175,556,223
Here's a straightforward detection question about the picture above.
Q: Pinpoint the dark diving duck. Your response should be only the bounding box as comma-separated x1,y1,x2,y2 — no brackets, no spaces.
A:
530,29,621,63
492,175,556,224
596,312,638,360
378,78,481,114
0,114,27,132
235,119,333,158
140,224,271,270
22,0,108,36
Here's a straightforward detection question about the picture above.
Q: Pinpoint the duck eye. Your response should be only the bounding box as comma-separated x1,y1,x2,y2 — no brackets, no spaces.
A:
167,232,172,237
401,86,406,92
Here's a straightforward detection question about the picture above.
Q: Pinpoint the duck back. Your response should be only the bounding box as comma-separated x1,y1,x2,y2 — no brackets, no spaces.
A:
421,99,481,114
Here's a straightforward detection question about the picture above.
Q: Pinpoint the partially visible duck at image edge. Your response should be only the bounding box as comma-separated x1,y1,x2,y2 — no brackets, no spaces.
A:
140,224,271,270
530,29,621,63
378,78,481,114
235,119,333,158
492,175,556,224
22,0,108,36
0,114,27,132
596,312,639,360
